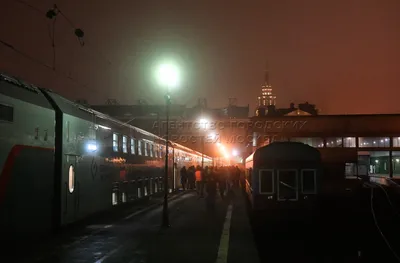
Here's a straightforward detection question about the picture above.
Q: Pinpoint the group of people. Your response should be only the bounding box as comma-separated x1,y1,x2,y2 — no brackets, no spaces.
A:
179,165,242,209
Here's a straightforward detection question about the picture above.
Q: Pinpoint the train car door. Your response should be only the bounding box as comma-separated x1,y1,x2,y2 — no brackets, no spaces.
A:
277,169,298,201
63,154,79,224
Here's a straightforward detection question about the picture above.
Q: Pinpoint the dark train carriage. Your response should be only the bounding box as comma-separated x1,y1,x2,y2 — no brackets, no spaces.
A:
0,72,212,242
0,74,56,240
245,142,322,216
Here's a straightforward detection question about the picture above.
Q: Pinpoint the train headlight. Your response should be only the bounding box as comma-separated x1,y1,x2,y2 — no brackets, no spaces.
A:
86,142,98,152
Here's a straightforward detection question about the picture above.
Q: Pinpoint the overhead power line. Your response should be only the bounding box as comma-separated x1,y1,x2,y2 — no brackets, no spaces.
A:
0,38,99,94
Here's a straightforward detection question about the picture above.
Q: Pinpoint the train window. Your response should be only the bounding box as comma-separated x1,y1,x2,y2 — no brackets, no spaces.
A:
144,142,149,156
154,144,159,158
113,133,119,152
0,103,13,122
112,192,118,205
138,140,142,155
68,165,75,193
150,144,154,157
130,138,136,154
301,169,316,194
259,169,274,194
122,136,128,153
277,169,298,201
160,145,164,158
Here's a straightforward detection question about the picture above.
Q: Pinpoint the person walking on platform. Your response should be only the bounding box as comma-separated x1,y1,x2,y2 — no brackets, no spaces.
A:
195,166,203,197
180,166,188,190
188,166,195,189
205,168,217,211
216,167,226,199
234,166,241,188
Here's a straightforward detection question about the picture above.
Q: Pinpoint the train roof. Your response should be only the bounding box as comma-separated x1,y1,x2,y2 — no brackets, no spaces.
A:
252,141,321,164
0,73,41,94
0,72,212,159
45,88,212,158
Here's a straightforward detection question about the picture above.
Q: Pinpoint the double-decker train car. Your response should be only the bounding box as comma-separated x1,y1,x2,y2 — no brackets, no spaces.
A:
0,73,212,241
245,142,322,218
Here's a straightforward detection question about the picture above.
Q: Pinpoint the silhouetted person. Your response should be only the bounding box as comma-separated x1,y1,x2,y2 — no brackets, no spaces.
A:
205,170,217,210
180,166,188,190
195,166,203,197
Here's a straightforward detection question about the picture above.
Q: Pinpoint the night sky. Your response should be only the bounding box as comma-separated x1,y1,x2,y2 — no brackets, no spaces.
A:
1,0,399,114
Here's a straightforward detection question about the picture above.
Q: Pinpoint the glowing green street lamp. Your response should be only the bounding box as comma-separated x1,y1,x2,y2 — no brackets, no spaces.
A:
156,62,180,228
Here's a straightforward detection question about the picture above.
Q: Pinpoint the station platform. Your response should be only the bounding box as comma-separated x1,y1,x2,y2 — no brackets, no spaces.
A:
7,188,259,263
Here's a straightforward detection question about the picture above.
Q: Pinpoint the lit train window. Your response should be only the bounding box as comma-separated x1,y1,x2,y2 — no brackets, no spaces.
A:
130,138,136,154
113,133,119,152
138,140,142,155
301,169,316,194
112,192,117,205
68,165,75,193
0,103,14,122
122,136,128,153
144,142,149,156
150,144,154,157
259,169,274,194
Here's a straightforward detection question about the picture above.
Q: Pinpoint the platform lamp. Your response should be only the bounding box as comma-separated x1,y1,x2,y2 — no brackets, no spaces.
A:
156,62,180,228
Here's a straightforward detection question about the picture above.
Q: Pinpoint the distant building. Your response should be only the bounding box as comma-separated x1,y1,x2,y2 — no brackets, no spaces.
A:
255,102,318,117
257,63,276,107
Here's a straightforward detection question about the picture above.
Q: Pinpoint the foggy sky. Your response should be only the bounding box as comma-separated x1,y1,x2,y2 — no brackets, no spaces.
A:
1,0,399,114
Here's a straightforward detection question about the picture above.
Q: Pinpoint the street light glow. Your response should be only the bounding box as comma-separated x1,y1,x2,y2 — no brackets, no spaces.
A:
156,63,180,88
232,149,238,156
199,118,208,129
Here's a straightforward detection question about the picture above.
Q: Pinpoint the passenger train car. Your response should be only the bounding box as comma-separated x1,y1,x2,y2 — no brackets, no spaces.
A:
245,142,322,217
0,73,212,240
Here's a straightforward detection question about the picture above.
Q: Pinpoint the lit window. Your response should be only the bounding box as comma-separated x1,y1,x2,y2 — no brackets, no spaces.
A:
144,142,149,156
326,138,343,148
138,140,142,155
112,192,117,205
343,137,356,147
160,145,164,158
154,144,159,158
359,137,389,148
113,133,119,152
393,137,400,147
122,136,128,153
68,165,75,193
130,138,136,154
150,144,154,157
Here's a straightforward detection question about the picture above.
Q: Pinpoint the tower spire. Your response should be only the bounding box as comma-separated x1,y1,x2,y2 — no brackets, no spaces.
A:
264,60,269,86
257,60,276,107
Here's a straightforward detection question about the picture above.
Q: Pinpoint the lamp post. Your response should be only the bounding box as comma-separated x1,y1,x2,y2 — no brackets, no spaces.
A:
156,63,179,228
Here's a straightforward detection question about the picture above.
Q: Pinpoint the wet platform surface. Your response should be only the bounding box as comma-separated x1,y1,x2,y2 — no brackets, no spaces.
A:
4,182,400,263
3,188,259,263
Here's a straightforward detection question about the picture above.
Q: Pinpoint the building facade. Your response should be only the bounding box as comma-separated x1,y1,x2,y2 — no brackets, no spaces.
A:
249,114,400,179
